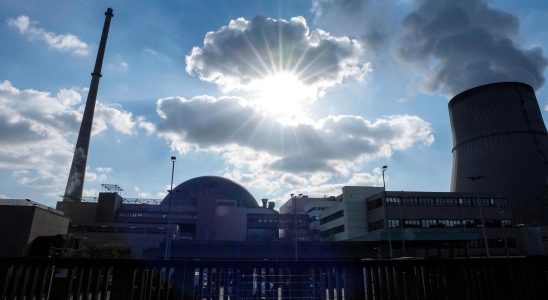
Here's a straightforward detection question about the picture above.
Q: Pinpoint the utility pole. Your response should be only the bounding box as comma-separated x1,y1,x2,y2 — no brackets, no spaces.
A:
468,176,490,257
164,156,176,260
382,165,393,259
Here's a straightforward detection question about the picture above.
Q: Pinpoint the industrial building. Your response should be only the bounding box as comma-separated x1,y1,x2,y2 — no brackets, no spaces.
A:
283,188,539,257
58,177,279,258
362,191,522,257
0,199,69,257
7,7,546,259
449,82,548,225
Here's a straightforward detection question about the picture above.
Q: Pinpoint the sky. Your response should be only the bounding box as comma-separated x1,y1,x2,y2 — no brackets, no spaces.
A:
1,0,548,208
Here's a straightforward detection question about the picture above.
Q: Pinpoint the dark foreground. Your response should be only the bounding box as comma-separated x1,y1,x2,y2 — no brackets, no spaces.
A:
1,256,547,299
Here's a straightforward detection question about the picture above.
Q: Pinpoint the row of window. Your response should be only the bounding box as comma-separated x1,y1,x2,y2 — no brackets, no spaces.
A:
69,225,168,234
320,210,344,225
321,225,345,237
469,239,517,248
369,220,384,231
118,212,197,220
306,207,327,214
369,219,513,231
384,196,508,207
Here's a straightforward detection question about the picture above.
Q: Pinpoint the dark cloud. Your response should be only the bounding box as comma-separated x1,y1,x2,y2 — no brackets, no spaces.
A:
398,0,547,95
311,0,395,56
185,16,367,93
155,95,434,173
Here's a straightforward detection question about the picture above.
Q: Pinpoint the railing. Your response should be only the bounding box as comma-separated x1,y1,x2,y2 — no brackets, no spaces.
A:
1,257,547,299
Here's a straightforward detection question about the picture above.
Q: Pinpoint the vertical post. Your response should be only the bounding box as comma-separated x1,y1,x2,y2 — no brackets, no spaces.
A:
382,166,393,259
63,8,114,202
294,195,298,261
468,176,490,257
165,156,176,260
399,197,406,257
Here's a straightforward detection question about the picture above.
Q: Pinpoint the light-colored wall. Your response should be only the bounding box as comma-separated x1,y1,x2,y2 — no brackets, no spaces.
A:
28,208,69,244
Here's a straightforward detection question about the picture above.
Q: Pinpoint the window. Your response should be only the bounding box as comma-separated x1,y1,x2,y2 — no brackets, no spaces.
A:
320,210,344,224
388,219,400,228
386,197,400,205
367,198,383,210
321,225,345,237
368,220,384,232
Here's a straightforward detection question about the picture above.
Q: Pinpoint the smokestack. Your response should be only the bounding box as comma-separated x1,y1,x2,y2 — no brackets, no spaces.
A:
268,202,275,210
63,8,114,202
261,198,268,208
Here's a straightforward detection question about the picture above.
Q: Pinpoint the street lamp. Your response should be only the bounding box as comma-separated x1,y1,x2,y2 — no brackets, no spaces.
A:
382,165,393,259
467,176,490,258
293,194,298,261
499,208,509,257
164,156,176,260
382,166,388,189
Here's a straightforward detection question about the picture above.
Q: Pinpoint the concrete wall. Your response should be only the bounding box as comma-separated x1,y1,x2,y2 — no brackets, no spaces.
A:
56,201,98,222
449,82,548,224
0,202,69,257
28,208,69,245
0,206,34,256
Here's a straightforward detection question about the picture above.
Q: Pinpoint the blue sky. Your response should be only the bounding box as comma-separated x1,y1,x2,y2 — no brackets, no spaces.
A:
1,0,547,208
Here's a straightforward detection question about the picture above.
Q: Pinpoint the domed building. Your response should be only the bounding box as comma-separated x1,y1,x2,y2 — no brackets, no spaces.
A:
159,176,275,241
161,176,259,208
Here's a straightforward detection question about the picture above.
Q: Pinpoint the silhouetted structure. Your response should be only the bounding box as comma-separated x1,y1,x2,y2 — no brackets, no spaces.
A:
2,257,548,299
0,199,69,256
63,8,114,202
57,176,279,257
449,82,548,225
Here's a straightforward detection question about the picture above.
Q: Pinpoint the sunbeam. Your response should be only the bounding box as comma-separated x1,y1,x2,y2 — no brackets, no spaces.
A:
250,71,315,116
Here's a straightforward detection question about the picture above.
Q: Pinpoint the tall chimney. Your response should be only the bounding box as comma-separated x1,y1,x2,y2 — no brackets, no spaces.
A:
63,8,114,202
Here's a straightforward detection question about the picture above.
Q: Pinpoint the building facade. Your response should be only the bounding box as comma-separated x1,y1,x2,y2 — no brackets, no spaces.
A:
0,199,69,257
57,176,279,258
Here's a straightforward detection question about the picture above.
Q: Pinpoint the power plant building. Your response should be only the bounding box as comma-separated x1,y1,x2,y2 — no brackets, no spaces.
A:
449,82,548,225
0,199,69,257
58,176,279,257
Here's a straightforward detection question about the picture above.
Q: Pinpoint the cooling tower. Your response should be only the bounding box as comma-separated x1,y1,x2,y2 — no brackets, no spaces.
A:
449,82,548,224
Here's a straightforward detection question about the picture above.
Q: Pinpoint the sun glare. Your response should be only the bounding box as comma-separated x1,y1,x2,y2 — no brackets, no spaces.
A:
251,72,314,115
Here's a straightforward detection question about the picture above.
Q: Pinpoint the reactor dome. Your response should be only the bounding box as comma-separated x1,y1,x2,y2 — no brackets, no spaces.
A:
161,176,258,208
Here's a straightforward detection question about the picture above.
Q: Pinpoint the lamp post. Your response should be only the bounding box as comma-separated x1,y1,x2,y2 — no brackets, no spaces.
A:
382,165,393,259
467,176,490,258
399,192,407,257
293,194,298,261
499,208,509,257
164,156,176,260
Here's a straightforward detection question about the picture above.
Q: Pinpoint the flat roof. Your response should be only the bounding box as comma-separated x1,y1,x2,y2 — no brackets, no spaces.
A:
0,198,66,217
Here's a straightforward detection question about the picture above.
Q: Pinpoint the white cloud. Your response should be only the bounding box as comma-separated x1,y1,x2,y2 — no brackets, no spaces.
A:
107,55,129,73
153,94,433,201
134,187,152,199
95,167,113,173
0,80,146,198
0,193,9,199
185,16,369,97
7,15,89,56
144,48,171,62
155,95,433,174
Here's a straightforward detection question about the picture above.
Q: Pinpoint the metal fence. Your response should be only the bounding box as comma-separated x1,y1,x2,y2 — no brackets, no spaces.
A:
1,257,547,299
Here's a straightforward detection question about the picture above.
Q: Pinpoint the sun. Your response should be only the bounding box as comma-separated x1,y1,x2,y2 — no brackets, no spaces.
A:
250,71,315,115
